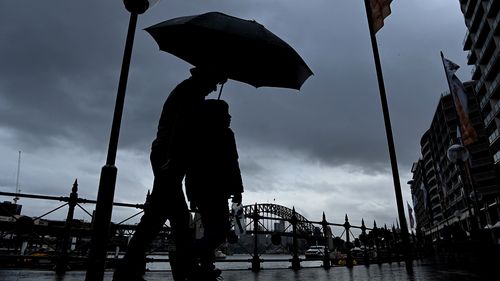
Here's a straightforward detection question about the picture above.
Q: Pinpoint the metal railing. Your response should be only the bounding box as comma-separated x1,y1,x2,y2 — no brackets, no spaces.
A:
0,183,415,274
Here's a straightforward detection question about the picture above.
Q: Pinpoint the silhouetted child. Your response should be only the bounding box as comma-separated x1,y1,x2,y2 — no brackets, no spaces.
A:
185,99,243,280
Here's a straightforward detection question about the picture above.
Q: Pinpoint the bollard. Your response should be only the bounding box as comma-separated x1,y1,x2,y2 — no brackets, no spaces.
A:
321,212,331,269
55,179,78,274
290,207,301,270
251,203,261,272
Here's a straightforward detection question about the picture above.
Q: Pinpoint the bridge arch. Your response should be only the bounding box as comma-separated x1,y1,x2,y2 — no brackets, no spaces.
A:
242,203,315,234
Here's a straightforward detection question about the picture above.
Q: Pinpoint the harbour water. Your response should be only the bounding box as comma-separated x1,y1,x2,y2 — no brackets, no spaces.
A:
145,254,323,271
0,256,496,281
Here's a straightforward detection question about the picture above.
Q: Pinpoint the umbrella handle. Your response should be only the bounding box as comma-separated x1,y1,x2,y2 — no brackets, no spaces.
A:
217,82,225,100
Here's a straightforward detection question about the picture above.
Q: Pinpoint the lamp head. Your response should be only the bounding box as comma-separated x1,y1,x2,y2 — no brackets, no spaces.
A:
123,0,159,14
447,144,469,163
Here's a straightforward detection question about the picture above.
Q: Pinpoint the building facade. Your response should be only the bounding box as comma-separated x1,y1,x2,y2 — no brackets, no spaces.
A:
410,85,499,237
460,0,500,170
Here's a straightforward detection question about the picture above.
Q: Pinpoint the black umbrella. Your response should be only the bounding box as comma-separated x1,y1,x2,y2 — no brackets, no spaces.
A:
145,12,313,90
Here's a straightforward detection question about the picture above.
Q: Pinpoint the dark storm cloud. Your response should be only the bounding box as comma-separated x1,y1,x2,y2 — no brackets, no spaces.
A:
0,0,471,215
1,1,465,166
0,2,127,153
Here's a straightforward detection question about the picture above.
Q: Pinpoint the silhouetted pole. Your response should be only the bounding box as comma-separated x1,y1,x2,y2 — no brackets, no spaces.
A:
290,207,301,270
321,212,331,269
344,214,353,268
85,1,157,280
55,179,78,274
363,0,411,271
251,203,261,272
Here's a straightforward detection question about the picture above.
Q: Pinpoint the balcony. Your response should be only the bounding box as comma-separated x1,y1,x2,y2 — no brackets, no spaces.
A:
468,2,484,33
450,181,462,194
449,194,464,208
486,0,499,18
470,156,493,168
422,139,431,150
422,148,432,159
489,129,500,145
431,199,441,208
427,174,437,184
484,101,500,128
468,49,478,65
476,75,486,96
429,184,439,194
464,0,478,18
471,64,481,79
468,141,490,153
479,80,495,109
478,33,495,64
494,150,500,164
425,166,435,177
471,17,489,50
479,89,490,110
485,74,500,101
463,31,472,50
473,171,496,182
484,47,499,81
474,80,486,101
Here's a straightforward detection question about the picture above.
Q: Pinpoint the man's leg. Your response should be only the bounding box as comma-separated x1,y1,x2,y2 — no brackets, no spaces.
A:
163,176,192,281
113,176,172,280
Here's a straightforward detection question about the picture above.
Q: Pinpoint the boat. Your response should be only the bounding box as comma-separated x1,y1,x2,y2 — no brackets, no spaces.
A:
304,245,325,259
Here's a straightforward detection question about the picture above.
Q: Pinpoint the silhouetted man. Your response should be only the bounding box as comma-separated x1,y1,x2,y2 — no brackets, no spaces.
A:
113,68,227,281
185,99,244,281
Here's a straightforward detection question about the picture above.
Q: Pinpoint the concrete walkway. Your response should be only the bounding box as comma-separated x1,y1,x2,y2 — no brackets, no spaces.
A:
0,261,492,281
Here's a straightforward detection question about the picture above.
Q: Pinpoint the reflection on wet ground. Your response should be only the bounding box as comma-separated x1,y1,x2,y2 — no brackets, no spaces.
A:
0,258,497,281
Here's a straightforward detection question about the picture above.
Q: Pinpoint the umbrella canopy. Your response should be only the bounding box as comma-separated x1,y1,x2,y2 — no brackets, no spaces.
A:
145,12,313,90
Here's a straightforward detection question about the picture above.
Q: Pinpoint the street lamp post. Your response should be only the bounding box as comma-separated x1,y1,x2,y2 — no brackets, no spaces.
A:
85,1,158,280
447,144,481,233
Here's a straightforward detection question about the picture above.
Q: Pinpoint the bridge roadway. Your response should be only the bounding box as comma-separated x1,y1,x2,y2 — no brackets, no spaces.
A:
0,259,495,281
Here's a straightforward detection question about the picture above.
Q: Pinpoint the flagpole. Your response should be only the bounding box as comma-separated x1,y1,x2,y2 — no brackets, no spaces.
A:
363,0,412,270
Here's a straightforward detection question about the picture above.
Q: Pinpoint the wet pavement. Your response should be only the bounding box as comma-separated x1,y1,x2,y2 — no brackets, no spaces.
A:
0,259,496,281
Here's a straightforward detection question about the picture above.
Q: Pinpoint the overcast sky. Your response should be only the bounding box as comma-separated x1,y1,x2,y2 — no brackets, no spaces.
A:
0,1,472,232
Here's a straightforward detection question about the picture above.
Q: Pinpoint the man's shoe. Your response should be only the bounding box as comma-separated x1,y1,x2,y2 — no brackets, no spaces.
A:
112,269,146,281
187,266,222,281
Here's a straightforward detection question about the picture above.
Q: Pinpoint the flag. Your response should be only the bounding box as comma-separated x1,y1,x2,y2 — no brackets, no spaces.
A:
407,201,415,229
412,194,417,208
370,0,393,33
420,183,428,210
441,54,478,145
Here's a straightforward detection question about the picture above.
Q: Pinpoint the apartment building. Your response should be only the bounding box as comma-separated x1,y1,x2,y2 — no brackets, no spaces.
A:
460,0,500,169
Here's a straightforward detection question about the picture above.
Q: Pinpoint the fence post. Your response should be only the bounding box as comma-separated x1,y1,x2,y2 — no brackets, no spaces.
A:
321,212,331,269
385,224,392,263
361,219,369,265
392,224,400,262
290,207,301,270
344,214,353,268
55,179,78,274
251,203,261,272
374,220,381,264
